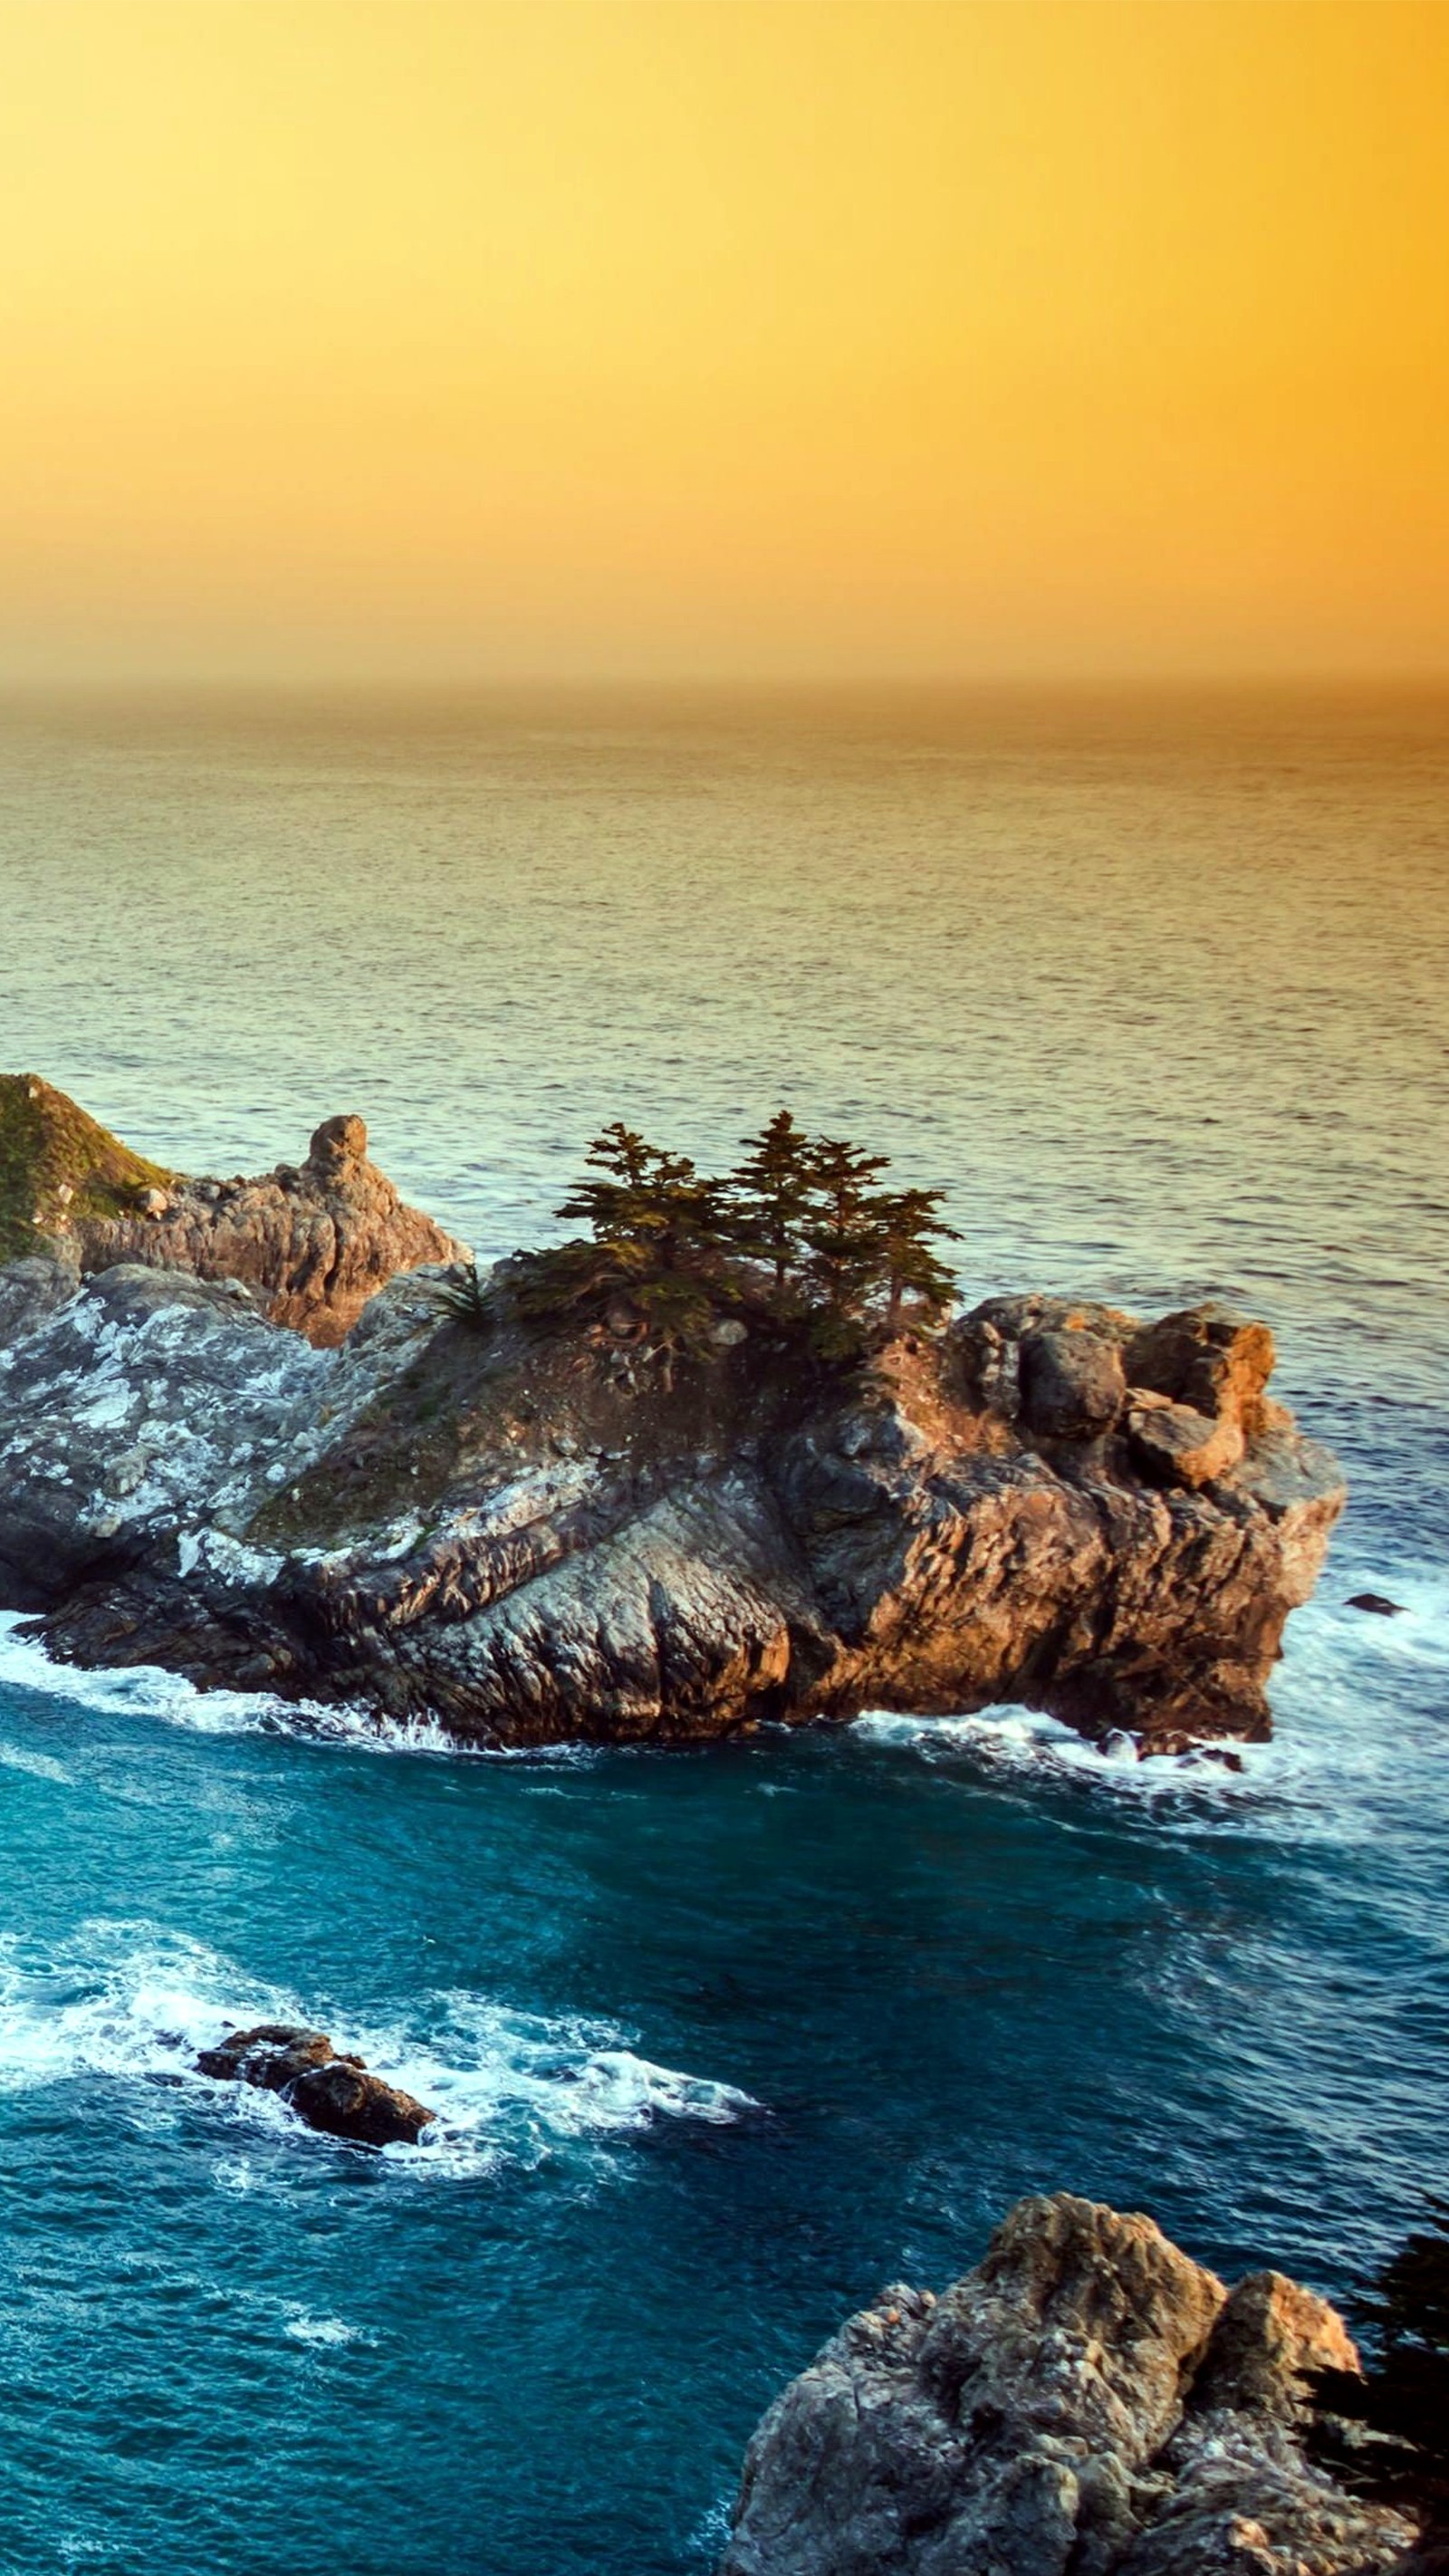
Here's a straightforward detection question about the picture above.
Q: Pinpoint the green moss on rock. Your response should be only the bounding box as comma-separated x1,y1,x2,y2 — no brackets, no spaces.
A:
0,1075,175,1264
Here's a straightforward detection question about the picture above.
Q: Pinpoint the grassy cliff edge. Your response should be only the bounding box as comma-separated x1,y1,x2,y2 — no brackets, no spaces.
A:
0,1075,174,1263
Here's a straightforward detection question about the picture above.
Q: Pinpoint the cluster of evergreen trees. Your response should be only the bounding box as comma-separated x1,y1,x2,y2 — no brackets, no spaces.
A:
511,1110,960,1359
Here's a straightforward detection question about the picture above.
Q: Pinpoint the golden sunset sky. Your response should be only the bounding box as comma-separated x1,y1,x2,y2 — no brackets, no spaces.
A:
1,0,1445,681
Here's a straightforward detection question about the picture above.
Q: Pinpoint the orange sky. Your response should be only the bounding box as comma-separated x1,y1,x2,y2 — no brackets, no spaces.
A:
1,0,1445,682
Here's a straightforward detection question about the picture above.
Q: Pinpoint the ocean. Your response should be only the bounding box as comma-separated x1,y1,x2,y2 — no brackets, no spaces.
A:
0,685,1444,2572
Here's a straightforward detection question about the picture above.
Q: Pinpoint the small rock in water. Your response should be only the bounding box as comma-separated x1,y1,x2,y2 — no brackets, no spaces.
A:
1346,1591,1405,1616
195,2022,436,2148
1099,1728,1139,1763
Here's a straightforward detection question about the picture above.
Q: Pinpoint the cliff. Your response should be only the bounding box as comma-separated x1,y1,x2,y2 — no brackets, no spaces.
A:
0,1076,464,1344
721,2192,1422,2576
0,1178,1343,1748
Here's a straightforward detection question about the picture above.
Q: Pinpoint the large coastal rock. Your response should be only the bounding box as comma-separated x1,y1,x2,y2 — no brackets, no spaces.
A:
0,1075,464,1345
0,1226,1343,1747
721,2193,1419,2576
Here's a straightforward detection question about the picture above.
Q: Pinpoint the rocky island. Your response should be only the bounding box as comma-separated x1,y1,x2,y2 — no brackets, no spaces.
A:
0,1081,1345,1753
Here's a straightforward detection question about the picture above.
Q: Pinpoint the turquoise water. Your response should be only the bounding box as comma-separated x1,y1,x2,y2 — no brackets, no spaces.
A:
0,687,1445,2571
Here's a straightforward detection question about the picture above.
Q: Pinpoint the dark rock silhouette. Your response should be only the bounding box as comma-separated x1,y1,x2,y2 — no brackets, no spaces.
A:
195,2023,435,2147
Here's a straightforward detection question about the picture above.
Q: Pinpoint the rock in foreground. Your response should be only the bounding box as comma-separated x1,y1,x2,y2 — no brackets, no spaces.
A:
722,2193,1418,2576
195,2023,436,2147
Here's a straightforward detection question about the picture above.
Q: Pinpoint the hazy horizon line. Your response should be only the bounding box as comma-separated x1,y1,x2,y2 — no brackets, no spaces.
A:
2,668,1446,702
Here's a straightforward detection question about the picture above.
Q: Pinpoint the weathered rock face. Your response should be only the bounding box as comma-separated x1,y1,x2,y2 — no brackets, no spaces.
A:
721,2193,1418,2576
194,2022,436,2147
71,1109,465,1346
0,1247,1344,1750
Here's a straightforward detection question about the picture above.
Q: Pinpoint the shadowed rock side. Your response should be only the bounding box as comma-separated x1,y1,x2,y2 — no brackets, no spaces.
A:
721,2193,1420,2576
0,1075,465,1345
0,1238,1343,1749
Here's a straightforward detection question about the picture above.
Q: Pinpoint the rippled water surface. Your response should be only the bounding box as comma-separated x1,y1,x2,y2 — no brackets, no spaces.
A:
0,687,1445,2572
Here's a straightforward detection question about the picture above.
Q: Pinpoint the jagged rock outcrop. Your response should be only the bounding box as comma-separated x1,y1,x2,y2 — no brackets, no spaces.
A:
195,2022,436,2146
0,1075,464,1345
0,1225,1344,1748
721,2193,1419,2576
72,1108,465,1346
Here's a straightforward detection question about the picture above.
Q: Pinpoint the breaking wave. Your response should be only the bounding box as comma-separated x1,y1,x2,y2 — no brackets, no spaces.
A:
0,1920,758,2181
0,1610,598,1764
851,1555,1449,1841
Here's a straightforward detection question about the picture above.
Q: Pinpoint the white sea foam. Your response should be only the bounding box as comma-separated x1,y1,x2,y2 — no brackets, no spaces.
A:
283,2311,369,2348
851,1553,1449,1838
0,1610,598,1764
851,1702,1227,1789
0,1736,72,1783
0,1610,304,1739
0,1920,757,2178
849,1697,1291,1820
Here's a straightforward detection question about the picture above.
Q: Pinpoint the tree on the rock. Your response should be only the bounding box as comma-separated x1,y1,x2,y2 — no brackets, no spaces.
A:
800,1136,894,1333
550,1121,732,1360
727,1110,817,1294
523,1110,960,1370
877,1187,961,1328
557,1123,725,1274
555,1123,665,1246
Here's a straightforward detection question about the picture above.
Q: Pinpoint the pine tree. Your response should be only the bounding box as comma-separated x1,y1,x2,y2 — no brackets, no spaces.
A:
726,1110,816,1294
557,1123,726,1271
799,1135,894,1327
545,1122,734,1365
555,1124,665,1247
530,1110,957,1367
877,1187,961,1328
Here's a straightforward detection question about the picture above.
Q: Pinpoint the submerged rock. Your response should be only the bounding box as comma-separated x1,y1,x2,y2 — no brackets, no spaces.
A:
720,2193,1418,2576
195,2023,436,2147
0,1092,1347,1753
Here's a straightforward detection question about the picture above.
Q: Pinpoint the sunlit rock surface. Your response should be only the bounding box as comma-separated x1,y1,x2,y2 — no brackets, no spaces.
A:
0,1075,464,1345
721,2193,1417,2576
0,1215,1343,1747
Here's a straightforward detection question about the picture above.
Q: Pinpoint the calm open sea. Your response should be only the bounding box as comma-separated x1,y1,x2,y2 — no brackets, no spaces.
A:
0,687,1444,2573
